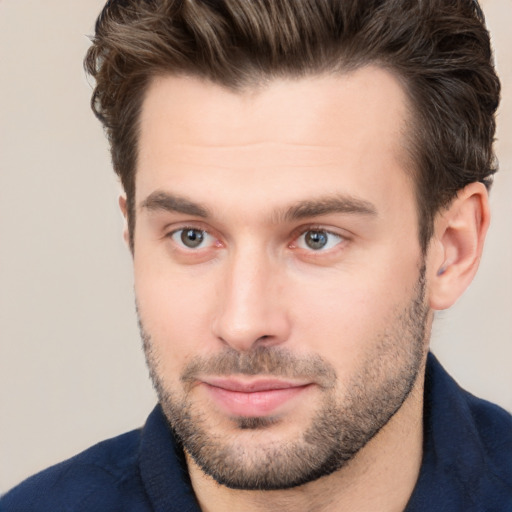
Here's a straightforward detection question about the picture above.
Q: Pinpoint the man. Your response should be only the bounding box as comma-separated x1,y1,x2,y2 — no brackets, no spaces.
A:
2,0,511,510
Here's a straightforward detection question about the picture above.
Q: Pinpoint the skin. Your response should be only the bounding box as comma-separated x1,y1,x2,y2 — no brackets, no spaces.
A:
122,67,490,511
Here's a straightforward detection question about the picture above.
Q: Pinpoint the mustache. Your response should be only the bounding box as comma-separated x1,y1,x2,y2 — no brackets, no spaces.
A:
180,346,337,390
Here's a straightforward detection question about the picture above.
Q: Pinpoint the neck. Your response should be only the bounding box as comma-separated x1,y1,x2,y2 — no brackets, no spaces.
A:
187,366,425,512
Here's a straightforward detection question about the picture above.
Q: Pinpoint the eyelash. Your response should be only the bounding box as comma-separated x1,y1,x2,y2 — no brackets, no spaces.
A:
166,225,348,254
290,228,345,252
168,226,219,250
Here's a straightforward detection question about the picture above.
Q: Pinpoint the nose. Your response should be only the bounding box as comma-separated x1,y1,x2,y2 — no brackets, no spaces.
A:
211,247,291,352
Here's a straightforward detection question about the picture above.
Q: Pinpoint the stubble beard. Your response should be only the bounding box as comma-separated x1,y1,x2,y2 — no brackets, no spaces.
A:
139,266,429,490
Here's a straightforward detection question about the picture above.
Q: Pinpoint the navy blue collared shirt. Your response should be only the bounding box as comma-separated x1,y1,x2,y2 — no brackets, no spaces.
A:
2,354,512,511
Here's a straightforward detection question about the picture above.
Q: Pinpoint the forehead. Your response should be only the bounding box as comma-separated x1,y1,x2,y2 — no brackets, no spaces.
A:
136,68,414,216
139,67,411,146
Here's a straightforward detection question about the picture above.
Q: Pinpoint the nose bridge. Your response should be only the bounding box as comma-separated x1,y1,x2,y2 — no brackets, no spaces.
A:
212,241,289,351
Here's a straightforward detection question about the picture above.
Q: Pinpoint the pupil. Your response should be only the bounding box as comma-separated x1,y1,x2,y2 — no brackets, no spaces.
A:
181,229,204,248
305,231,327,250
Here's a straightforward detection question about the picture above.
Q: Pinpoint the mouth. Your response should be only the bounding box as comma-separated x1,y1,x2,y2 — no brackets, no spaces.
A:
201,377,313,418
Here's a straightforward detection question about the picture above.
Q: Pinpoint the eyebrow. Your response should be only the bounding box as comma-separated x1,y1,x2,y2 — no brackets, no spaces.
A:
141,191,210,218
280,195,377,222
140,190,377,222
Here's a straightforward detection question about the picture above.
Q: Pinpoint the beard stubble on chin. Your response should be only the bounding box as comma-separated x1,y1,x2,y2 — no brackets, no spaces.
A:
139,265,429,491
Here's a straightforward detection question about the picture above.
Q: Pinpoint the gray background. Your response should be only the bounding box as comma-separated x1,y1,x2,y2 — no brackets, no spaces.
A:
1,0,511,493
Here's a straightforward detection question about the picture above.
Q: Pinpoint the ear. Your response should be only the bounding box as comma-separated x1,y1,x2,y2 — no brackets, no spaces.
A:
428,182,490,310
119,195,130,247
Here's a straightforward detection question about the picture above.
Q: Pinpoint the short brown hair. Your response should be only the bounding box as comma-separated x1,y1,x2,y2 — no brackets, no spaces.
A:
85,0,500,252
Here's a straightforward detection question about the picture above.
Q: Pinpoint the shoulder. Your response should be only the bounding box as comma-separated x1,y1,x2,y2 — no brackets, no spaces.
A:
1,429,151,512
416,353,512,510
464,391,512,487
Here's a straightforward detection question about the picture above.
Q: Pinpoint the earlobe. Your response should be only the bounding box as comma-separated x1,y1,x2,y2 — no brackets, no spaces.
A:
119,195,130,247
429,182,490,311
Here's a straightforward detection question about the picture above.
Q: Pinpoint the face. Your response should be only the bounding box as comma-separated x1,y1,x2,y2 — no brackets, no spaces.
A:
132,68,431,490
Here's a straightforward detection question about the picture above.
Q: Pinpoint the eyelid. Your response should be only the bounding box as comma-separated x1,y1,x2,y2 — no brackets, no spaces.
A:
166,225,220,250
289,225,349,252
163,222,349,254
163,219,214,239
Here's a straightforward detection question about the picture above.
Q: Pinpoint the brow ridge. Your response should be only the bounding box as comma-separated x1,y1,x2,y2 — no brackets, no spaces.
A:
280,195,377,222
141,191,209,218
140,190,377,223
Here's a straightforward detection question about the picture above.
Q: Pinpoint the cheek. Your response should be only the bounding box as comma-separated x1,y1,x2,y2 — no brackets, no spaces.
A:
291,281,384,365
289,258,421,373
134,258,219,376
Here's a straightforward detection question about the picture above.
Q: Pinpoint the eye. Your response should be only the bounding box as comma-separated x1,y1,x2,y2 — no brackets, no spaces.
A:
170,228,216,249
295,229,343,251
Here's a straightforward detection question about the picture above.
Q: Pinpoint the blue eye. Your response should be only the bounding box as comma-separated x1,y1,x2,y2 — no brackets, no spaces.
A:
170,228,215,249
296,230,343,251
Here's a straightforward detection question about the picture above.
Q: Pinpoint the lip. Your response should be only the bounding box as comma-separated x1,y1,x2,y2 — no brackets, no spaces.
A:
202,378,312,417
